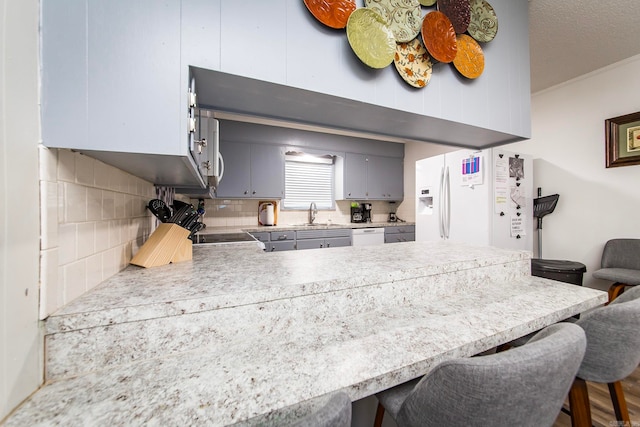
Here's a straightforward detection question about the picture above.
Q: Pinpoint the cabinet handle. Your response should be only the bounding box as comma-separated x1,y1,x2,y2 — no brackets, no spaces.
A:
326,243,330,247
252,191,256,195
244,190,249,195
270,247,275,252
320,243,324,248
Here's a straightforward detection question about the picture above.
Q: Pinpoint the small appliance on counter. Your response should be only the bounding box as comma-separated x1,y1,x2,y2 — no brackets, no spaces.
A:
350,203,364,223
258,201,278,226
388,212,398,222
362,203,372,223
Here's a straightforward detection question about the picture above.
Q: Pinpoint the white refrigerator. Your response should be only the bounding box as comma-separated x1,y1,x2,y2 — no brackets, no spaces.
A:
415,148,533,252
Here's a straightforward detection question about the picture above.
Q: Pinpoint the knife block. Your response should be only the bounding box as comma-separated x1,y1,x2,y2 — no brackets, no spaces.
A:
130,223,192,268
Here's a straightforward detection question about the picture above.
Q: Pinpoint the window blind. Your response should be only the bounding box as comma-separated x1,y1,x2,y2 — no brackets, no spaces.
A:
283,160,334,210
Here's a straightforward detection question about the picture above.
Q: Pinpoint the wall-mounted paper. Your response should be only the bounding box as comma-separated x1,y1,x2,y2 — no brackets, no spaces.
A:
511,215,525,237
461,155,483,186
494,155,508,213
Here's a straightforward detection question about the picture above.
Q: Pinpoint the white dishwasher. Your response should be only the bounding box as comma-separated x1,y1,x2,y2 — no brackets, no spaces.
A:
352,227,385,246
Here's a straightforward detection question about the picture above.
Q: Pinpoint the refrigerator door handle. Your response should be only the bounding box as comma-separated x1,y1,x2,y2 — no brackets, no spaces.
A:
445,166,451,239
439,166,445,238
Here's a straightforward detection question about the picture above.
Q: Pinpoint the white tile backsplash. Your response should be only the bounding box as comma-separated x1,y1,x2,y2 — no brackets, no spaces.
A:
39,148,155,319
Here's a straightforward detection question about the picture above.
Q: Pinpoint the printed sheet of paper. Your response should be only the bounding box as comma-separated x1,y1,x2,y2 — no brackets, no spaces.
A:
461,155,483,186
511,215,526,237
494,155,508,213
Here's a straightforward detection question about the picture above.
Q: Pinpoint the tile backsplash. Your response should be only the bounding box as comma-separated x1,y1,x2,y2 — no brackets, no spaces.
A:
39,147,154,319
193,199,399,229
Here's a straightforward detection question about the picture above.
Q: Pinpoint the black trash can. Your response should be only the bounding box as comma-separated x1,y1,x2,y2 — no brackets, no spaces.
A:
531,259,587,286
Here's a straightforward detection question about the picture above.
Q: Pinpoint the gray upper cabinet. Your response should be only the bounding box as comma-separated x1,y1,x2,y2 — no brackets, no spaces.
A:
341,153,404,201
41,0,206,187
216,141,284,199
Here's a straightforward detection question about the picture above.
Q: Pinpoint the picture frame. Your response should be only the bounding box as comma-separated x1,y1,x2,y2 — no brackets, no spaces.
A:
605,111,640,168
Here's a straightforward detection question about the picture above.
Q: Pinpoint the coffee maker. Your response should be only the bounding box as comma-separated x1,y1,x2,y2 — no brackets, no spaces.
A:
362,203,372,223
350,204,364,223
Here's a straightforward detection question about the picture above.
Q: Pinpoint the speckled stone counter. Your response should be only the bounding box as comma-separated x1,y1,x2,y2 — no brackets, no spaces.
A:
3,241,606,426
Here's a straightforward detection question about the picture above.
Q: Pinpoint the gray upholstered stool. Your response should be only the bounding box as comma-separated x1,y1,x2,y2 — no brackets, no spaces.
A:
568,285,640,427
373,323,586,427
592,238,640,302
289,391,351,427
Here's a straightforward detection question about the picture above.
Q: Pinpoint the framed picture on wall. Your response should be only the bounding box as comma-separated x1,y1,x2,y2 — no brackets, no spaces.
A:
605,111,640,168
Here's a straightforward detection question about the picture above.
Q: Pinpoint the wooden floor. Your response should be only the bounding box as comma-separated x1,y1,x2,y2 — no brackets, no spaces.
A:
553,364,640,427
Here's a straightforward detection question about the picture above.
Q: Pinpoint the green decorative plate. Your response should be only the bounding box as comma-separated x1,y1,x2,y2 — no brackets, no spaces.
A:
468,0,498,42
364,0,422,43
394,38,433,88
346,8,396,69
419,0,437,5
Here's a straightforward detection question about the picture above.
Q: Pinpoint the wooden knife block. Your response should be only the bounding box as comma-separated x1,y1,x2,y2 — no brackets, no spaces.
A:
130,223,192,268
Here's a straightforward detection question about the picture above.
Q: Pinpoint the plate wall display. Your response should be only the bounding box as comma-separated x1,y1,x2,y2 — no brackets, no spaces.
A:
452,34,484,78
364,0,422,43
303,0,357,29
437,0,471,34
394,38,433,88
346,8,396,69
421,11,457,63
467,0,498,42
419,0,437,6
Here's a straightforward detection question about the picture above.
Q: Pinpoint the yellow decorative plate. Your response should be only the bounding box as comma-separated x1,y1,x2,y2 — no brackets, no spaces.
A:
346,8,396,69
364,0,422,43
468,0,498,42
453,34,485,79
394,38,433,88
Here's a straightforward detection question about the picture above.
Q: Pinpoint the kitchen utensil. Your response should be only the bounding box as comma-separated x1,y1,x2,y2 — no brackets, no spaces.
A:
147,199,172,222
187,222,205,241
168,203,196,226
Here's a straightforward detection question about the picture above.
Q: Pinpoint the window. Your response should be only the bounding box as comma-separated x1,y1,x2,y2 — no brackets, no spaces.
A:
283,152,334,210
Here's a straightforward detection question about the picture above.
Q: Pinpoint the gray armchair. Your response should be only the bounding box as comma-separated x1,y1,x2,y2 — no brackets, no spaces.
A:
568,285,640,426
592,238,640,301
373,323,586,427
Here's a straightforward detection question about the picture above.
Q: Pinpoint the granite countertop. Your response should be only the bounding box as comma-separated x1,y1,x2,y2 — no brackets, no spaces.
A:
4,241,607,427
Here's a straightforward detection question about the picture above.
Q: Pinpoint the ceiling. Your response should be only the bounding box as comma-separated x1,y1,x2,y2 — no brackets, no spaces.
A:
529,0,640,93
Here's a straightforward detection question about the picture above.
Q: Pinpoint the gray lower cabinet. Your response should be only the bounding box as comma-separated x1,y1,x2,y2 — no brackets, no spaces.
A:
296,229,352,250
250,231,296,252
384,225,415,243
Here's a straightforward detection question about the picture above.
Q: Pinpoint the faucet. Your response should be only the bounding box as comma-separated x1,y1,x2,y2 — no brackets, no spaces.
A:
309,202,317,224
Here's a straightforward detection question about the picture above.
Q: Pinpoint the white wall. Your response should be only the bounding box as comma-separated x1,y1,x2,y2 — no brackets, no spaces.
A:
505,54,640,290
0,0,43,420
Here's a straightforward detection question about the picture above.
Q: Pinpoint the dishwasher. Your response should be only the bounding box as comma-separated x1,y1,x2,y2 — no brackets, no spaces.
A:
352,227,385,246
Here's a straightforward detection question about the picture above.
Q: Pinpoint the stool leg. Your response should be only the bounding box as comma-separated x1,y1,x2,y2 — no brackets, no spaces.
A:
608,381,631,424
373,402,385,427
568,377,592,427
607,283,626,304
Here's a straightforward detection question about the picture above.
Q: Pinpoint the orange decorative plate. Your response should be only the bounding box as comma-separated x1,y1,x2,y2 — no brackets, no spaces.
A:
303,0,357,29
394,38,433,88
453,34,484,78
421,11,457,63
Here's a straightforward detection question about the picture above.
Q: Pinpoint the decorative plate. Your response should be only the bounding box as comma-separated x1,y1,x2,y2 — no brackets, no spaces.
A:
467,0,498,42
346,8,396,69
364,0,422,43
453,34,484,78
419,0,437,6
421,11,457,63
437,0,471,34
303,0,357,29
394,38,433,88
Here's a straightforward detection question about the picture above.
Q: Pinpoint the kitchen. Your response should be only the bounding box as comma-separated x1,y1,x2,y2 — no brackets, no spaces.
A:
3,0,640,425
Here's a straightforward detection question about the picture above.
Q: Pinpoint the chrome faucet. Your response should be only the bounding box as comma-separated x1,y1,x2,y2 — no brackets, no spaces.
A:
309,202,317,224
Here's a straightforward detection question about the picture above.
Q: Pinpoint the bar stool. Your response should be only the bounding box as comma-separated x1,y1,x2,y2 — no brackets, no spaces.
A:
290,391,351,427
373,323,586,427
